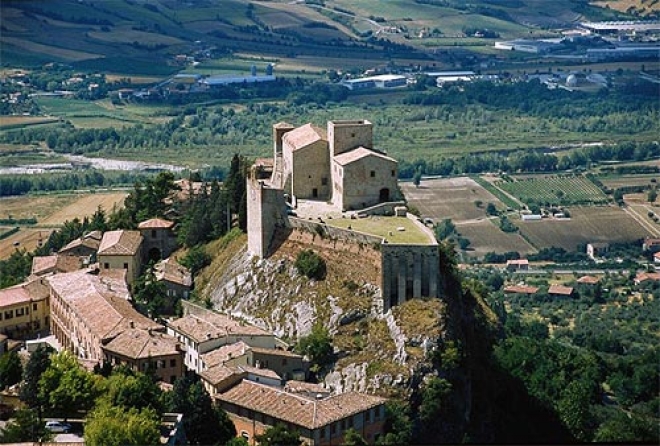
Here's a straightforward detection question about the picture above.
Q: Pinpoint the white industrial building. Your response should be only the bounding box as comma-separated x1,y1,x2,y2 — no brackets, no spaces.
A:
341,74,408,90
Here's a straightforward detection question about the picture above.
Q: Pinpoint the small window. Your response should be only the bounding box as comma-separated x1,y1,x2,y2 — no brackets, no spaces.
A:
170,359,176,367
351,133,356,138
151,229,157,238
321,177,328,186
16,308,24,317
391,169,396,177
370,170,375,178
33,303,37,311
104,263,109,269
123,263,128,269
4,311,13,320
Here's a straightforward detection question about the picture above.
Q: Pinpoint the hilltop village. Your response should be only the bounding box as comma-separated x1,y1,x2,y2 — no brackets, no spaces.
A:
0,120,441,445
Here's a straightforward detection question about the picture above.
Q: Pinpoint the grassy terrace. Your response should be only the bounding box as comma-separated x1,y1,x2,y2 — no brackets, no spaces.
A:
326,215,434,244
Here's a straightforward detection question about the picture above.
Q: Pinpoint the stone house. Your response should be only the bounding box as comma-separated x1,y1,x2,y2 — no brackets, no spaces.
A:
166,311,283,373
0,278,50,339
215,379,387,445
273,120,398,211
58,230,102,258
102,328,184,384
47,269,161,362
30,255,81,277
138,218,177,262
97,230,144,287
154,257,192,309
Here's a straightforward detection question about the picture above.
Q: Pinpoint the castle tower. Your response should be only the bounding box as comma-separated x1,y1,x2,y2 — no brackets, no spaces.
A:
271,122,294,189
327,120,373,157
247,175,286,258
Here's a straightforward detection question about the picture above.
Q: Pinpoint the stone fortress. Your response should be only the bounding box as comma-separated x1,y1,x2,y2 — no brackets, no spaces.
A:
247,119,440,312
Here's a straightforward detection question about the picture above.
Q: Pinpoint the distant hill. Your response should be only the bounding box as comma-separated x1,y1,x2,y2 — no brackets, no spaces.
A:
0,0,642,72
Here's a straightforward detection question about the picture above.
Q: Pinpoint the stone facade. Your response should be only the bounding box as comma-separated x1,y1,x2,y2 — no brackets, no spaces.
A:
247,119,439,311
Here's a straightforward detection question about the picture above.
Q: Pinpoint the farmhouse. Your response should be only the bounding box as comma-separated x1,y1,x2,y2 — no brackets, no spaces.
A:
504,284,539,295
97,230,143,287
577,275,600,285
548,285,574,297
506,259,529,271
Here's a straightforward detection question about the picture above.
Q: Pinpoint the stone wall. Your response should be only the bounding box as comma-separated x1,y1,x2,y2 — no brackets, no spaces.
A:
247,179,287,258
381,244,440,312
288,217,384,246
356,201,406,217
328,120,373,156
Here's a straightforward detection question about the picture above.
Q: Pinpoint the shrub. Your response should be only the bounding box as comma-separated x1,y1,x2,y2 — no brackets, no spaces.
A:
295,249,326,280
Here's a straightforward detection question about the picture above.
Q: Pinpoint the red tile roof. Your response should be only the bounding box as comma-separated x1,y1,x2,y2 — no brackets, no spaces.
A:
283,124,326,151
31,255,81,276
155,258,191,287
103,328,180,359
503,285,539,294
201,341,250,369
577,275,600,285
167,312,271,344
0,278,48,308
548,285,574,296
138,218,174,229
217,380,386,429
98,230,143,256
333,147,396,166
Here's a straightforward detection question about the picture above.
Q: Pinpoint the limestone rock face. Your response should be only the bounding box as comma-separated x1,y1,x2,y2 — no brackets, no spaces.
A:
202,239,447,398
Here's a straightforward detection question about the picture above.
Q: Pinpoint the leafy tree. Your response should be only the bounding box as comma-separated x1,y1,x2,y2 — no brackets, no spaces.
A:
377,401,412,445
179,245,211,276
343,428,368,446
38,350,99,416
435,218,455,241
254,423,301,446
294,250,326,280
168,375,235,445
225,438,250,446
133,264,167,318
0,351,22,389
412,168,422,188
486,202,498,216
98,368,163,412
295,324,334,374
648,188,657,203
0,408,52,442
19,345,52,417
84,403,160,446
593,410,658,443
0,249,33,288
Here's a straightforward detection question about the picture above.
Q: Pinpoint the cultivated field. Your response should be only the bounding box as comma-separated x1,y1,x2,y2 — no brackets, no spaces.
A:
401,177,507,223
0,116,60,130
598,174,659,190
496,175,608,205
517,206,650,251
40,192,127,226
0,228,54,260
0,195,79,222
455,219,536,257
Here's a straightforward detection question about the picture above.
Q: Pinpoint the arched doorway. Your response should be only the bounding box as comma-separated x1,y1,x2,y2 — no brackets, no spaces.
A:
379,188,390,202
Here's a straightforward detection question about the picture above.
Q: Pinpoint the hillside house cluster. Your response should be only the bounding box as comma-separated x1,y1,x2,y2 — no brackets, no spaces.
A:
1,214,388,444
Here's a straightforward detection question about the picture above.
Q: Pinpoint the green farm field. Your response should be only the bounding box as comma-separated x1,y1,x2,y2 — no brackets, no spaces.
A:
597,174,660,190
455,219,536,257
496,175,609,206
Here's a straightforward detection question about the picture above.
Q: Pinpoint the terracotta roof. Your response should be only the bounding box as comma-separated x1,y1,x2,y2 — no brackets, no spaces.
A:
503,285,539,294
47,270,160,341
251,347,303,359
284,380,328,395
59,236,100,255
31,255,81,276
98,230,143,256
167,312,271,343
635,271,660,283
273,121,294,129
577,275,600,284
548,285,574,296
239,365,281,380
138,218,174,229
155,258,192,287
333,147,396,166
200,365,245,386
103,328,180,359
283,124,326,151
217,380,386,429
0,278,48,308
201,341,251,369
84,230,103,241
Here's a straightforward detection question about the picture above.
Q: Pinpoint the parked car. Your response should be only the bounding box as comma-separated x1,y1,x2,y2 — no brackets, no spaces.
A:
45,421,72,433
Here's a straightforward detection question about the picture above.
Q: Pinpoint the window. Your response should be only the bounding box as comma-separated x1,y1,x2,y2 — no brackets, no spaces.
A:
123,263,128,269
25,306,29,315
16,308,24,317
151,230,157,238
241,431,249,441
370,170,375,177
391,169,396,177
321,177,328,186
104,263,109,269
0,313,3,321
33,303,37,311
351,133,356,137
170,359,176,367
4,311,13,320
